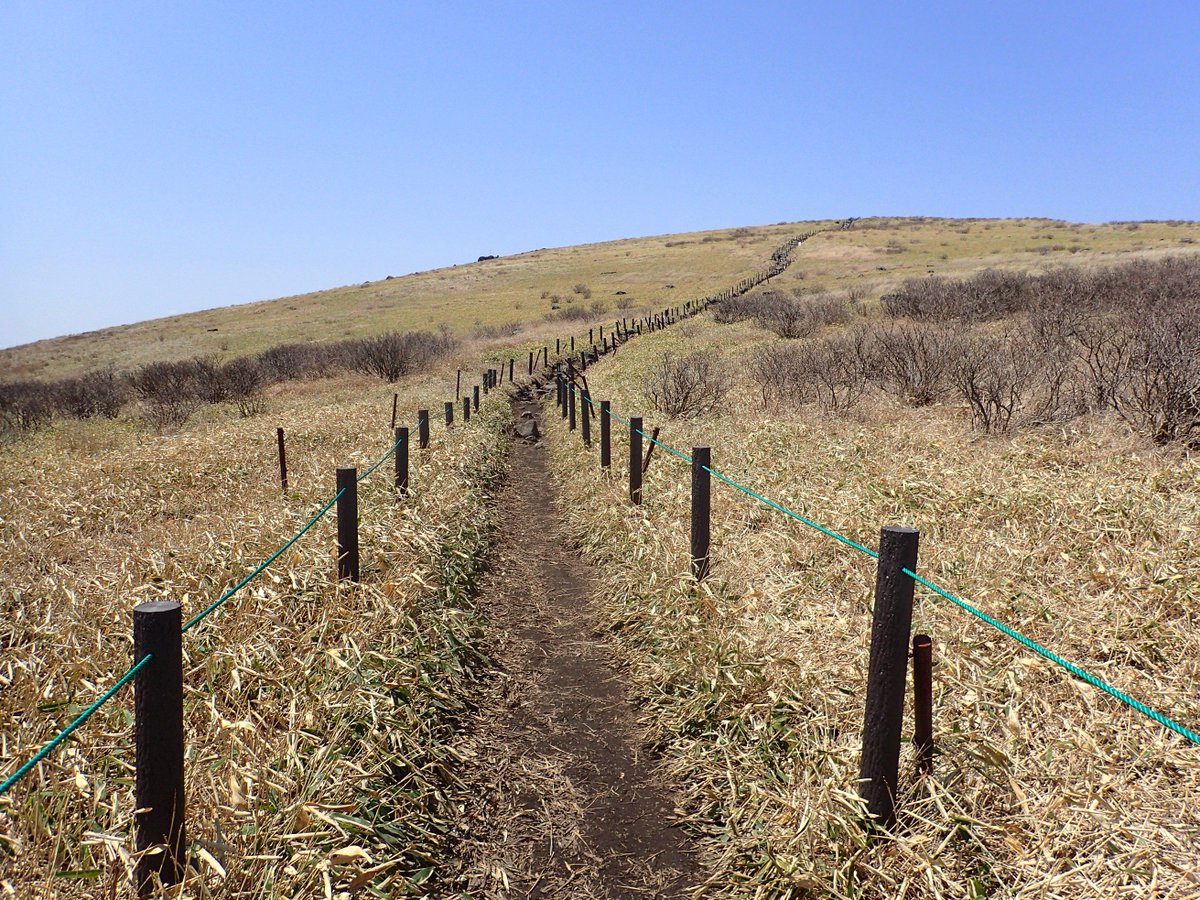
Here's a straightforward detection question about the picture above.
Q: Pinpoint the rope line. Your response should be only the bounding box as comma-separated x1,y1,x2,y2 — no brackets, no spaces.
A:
182,488,345,632
357,417,419,482
0,653,153,796
564,390,1198,747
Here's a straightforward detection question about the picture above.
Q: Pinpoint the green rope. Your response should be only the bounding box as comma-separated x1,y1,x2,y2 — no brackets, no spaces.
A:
358,418,419,482
182,488,344,632
905,568,1200,746
578,387,696,465
0,653,154,796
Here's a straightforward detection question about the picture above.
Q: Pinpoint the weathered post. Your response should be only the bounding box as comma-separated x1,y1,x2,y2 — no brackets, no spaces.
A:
134,600,185,896
463,396,471,423
276,427,288,494
556,337,561,355
508,358,514,381
600,401,611,468
561,376,568,420
691,447,711,580
589,328,594,344
570,336,575,352
443,400,453,426
568,385,576,431
390,393,398,430
473,385,480,412
912,634,934,777
394,427,409,495
629,416,643,505
859,526,920,829
482,371,489,395
418,409,430,449
529,350,534,375
336,468,360,582
456,369,461,400
581,390,591,445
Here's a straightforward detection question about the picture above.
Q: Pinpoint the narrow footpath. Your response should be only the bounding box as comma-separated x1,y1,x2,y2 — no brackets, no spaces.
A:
450,397,703,898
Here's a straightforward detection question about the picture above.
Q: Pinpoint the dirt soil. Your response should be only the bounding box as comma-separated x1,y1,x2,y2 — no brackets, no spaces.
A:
448,397,705,898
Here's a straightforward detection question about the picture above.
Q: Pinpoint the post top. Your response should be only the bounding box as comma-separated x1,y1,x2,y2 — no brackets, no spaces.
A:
881,525,919,535
134,600,182,613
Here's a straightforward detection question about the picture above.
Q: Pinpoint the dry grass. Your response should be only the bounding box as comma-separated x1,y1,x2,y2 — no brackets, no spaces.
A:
543,314,1200,897
0,361,510,895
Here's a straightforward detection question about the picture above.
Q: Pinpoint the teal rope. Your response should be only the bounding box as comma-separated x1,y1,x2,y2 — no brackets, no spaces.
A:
358,417,419,482
905,568,1200,746
0,653,154,796
579,387,696,465
182,488,344,632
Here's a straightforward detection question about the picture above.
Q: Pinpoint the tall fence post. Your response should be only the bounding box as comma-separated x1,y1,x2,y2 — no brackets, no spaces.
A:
473,385,480,412
395,427,408,495
336,468,360,582
913,634,934,776
482,371,489,395
600,401,611,468
691,447,711,580
529,350,534,375
568,385,576,431
276,427,288,494
463,396,470,423
390,393,398,430
629,416,643,505
456,369,462,400
508,358,514,381
581,390,591,446
134,600,185,896
418,409,430,449
444,400,454,427
859,525,919,829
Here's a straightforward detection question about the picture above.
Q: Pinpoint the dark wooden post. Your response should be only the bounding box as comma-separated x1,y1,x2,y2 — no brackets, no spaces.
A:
629,416,643,505
444,401,454,426
463,396,471,423
570,336,575,352
859,526,919,829
555,371,563,408
508,358,514,381
276,427,288,494
456,369,462,400
529,350,534,375
473,385,480,412
418,409,430,448
390,393,398,430
691,447,711,580
482,371,489,394
600,401,611,468
394,427,408,495
336,468,360,582
556,337,561,355
581,391,591,445
560,377,568,419
134,600,185,896
568,385,576,430
913,634,934,776
589,328,594,344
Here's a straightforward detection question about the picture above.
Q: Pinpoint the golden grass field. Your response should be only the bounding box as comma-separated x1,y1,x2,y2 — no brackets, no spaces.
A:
2,217,1199,897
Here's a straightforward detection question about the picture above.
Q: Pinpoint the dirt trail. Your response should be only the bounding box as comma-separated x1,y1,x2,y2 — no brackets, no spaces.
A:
451,398,703,898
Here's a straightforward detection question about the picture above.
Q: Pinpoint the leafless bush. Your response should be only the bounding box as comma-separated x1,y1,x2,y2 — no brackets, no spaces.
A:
220,358,267,417
868,322,960,405
349,329,457,382
56,369,127,419
129,360,204,429
471,322,522,340
615,296,636,310
545,305,592,323
951,329,1039,432
747,332,872,413
648,351,732,419
1118,307,1200,446
573,283,592,299
0,381,56,433
712,289,849,338
257,342,346,380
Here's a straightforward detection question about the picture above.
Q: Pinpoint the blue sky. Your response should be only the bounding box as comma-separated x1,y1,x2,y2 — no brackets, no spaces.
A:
2,1,1198,349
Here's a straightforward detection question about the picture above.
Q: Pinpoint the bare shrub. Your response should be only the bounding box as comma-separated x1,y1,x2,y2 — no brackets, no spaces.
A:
713,290,849,338
1117,307,1200,446
349,329,457,382
220,358,267,417
573,283,592,299
869,322,960,405
747,332,873,413
257,342,347,381
56,369,127,419
129,360,203,429
545,306,592,323
615,296,636,310
0,381,56,433
648,351,731,419
951,329,1039,432
471,322,522,340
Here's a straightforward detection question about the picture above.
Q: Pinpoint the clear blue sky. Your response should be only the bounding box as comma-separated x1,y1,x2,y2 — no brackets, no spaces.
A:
2,1,1198,349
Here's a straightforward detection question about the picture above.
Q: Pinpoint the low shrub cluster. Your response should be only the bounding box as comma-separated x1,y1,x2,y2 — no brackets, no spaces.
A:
712,288,850,338
1,329,458,435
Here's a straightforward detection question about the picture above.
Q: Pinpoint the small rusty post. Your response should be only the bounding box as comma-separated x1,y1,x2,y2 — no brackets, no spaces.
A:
691,446,711,581
463,396,471,423
336,468,360,582
581,390,591,445
509,358,514,381
600,401,611,468
543,345,549,366
276,427,288,494
418,409,430,449
473,385,480,412
913,634,934,777
588,328,593,344
444,400,454,427
570,335,575,352
629,416,643,505
456,369,462,400
599,324,604,342
556,337,561,355
134,600,185,896
394,427,408,495
568,385,576,431
390,393,398,430
529,350,534,375
859,526,919,829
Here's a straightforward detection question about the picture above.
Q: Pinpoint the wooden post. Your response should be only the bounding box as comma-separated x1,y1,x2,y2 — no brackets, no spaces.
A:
913,634,934,777
390,393,398,430
600,401,611,468
463,396,471,423
418,409,430,449
570,336,575,352
859,526,919,829
568,385,576,431
581,390,591,445
509,358,514,381
456,369,462,400
444,400,454,426
134,600,185,896
691,447,711,580
394,427,408,495
336,468,360,582
556,337,561,355
482,371,489,394
276,427,288,494
529,350,534,375
629,416,643,505
589,328,593,344
473,385,480,412
561,376,568,420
